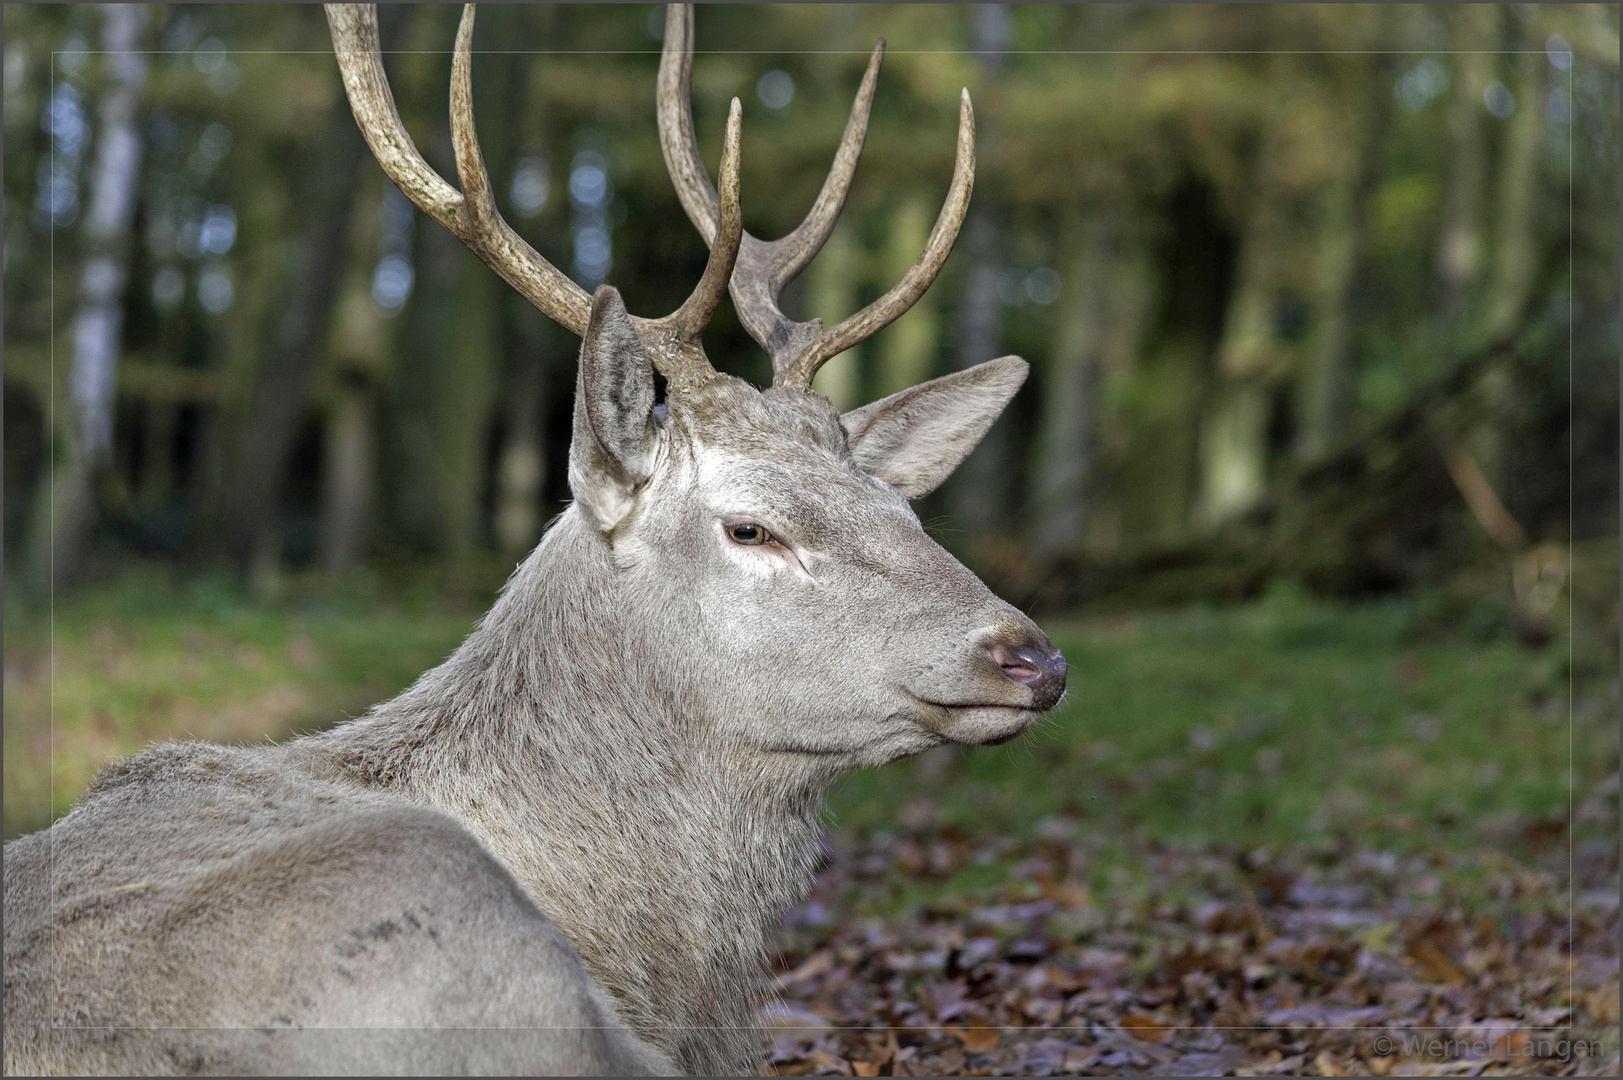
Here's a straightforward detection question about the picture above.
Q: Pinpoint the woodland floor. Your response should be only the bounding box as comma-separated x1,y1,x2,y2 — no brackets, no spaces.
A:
4,558,1619,1075
762,825,1618,1076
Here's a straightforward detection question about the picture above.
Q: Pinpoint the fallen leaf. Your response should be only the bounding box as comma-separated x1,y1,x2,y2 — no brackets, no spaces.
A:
810,1049,852,1075
1120,1013,1176,1043
1314,1050,1346,1076
946,1022,1000,1052
1407,940,1468,985
851,1061,881,1077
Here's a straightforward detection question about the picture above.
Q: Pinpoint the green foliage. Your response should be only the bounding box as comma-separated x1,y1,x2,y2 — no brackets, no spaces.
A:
2,4,1615,588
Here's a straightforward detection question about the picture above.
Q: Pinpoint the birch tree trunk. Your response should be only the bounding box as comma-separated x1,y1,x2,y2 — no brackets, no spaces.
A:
30,3,147,592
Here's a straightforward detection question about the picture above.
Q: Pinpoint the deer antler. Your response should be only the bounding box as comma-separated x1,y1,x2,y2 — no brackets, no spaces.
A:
657,3,975,392
326,3,742,390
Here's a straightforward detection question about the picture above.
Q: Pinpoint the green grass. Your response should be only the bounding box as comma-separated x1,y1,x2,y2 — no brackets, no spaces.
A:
3,560,503,838
829,580,1618,858
5,563,1618,872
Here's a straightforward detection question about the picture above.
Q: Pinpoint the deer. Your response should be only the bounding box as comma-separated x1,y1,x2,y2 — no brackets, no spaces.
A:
2,5,1067,1075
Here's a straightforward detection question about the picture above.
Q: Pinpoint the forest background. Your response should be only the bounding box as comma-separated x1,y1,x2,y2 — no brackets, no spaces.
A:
2,4,1619,1073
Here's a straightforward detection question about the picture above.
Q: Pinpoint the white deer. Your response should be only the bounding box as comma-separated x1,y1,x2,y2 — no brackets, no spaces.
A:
3,5,1067,1075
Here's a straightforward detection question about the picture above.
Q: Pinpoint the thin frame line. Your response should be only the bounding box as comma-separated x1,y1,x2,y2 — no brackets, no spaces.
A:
40,1023,1616,1033
65,49,1562,55
38,39,1596,1043
1565,50,1574,1034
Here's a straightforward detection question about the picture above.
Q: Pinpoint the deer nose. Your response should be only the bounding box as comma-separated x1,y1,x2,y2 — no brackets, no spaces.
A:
988,641,1067,711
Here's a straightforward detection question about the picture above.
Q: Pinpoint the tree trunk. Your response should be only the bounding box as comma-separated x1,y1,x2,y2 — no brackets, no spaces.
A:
206,103,369,573
490,5,548,558
1031,211,1113,556
1476,19,1547,504
320,376,374,577
1485,37,1545,343
873,196,941,400
806,226,863,410
433,259,500,557
946,3,1012,533
1195,382,1271,528
389,196,460,552
1436,5,1498,320
317,177,392,577
377,11,511,559
1197,155,1284,530
493,349,544,557
29,3,147,593
138,402,175,509
1297,60,1389,463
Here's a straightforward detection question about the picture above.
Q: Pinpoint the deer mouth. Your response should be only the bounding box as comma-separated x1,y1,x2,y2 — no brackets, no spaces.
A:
904,694,1043,745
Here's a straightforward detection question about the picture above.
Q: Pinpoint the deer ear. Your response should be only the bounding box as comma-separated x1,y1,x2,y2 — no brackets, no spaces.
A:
840,356,1028,499
569,286,660,532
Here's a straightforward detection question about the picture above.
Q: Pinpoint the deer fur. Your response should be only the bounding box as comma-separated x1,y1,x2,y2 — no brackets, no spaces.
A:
7,2,1067,1069
4,291,1063,1077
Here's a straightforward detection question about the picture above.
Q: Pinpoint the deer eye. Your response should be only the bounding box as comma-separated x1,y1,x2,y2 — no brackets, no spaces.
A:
726,522,771,546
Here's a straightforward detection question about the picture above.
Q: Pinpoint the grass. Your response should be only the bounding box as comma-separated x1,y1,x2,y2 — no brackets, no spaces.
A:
5,561,1618,874
833,582,1613,846
3,559,504,838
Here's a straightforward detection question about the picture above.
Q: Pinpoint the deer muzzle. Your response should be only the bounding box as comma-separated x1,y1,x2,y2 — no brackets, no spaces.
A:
988,641,1068,713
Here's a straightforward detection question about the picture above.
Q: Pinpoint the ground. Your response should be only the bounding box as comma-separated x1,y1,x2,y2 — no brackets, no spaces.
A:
4,559,1618,1076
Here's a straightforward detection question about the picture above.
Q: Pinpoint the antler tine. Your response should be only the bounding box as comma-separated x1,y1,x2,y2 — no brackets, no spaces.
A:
658,2,884,378
327,4,591,334
446,6,591,334
779,89,975,391
639,99,743,389
656,3,718,240
326,4,463,222
332,3,743,387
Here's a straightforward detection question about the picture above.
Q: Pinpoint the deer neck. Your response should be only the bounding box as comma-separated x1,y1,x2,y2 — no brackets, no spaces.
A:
296,508,831,1074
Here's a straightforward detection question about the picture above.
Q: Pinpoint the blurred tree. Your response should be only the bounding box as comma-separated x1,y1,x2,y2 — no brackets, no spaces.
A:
806,225,863,410
948,3,1013,534
1297,54,1391,462
1196,89,1288,531
1031,209,1114,556
492,5,556,558
873,196,941,400
1486,19,1548,345
0,3,1611,604
320,179,390,577
1436,5,1496,320
204,87,368,586
30,3,148,592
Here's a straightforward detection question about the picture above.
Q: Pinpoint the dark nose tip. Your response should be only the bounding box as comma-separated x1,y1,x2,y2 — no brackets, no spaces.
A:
989,642,1067,711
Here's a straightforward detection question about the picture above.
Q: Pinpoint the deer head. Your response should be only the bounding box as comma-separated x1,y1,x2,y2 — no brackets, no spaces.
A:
325,3,1065,765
